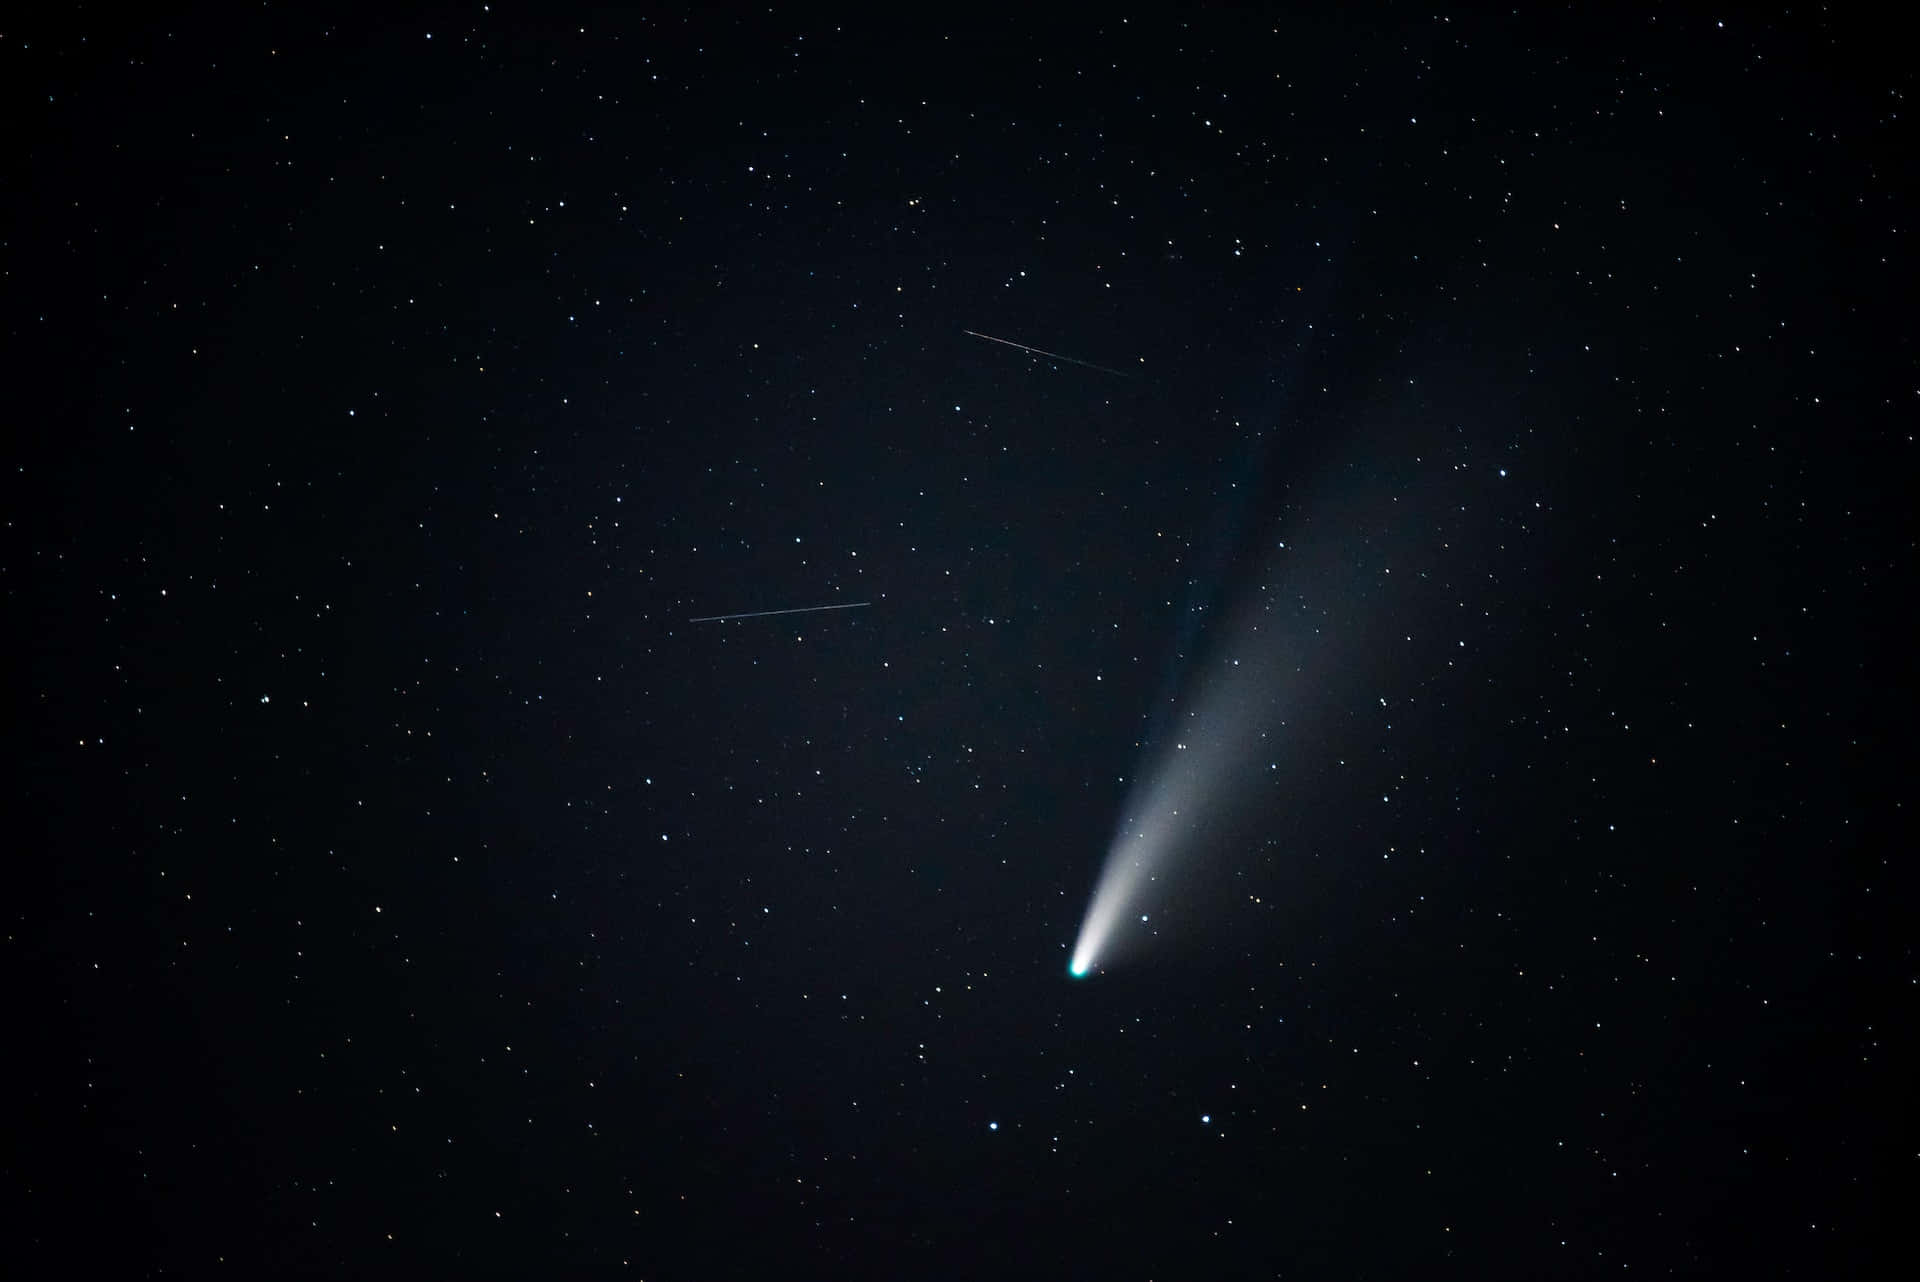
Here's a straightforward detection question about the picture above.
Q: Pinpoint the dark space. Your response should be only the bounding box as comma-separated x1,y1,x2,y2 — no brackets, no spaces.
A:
7,6,1909,1277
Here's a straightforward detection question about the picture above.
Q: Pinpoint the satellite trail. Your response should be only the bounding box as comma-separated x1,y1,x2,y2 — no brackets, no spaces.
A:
688,601,871,623
964,329,1133,378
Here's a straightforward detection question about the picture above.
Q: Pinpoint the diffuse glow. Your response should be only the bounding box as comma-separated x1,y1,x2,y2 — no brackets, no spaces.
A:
1069,602,1291,977
1068,791,1185,977
1067,865,1127,978
1067,381,1501,980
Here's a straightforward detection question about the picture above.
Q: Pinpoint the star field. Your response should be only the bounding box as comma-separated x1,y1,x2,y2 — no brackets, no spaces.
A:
8,6,1908,1278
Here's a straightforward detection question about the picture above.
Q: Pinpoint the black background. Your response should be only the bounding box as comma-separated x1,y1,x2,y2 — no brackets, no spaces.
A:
8,5,1909,1277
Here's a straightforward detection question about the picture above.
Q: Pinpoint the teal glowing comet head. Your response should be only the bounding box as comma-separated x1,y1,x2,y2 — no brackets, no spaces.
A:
1068,958,1089,979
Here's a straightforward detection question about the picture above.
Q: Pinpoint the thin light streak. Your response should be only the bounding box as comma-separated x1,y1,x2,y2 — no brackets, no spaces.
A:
688,601,871,623
963,329,1134,378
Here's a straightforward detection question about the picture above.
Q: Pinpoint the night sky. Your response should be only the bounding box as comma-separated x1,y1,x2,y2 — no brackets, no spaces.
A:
10,6,1910,1277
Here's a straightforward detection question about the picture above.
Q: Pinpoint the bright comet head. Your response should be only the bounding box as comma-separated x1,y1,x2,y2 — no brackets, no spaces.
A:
1069,832,1154,981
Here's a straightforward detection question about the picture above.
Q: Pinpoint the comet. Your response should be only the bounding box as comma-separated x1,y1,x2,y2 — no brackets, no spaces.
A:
1068,782,1189,979
1068,591,1294,979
